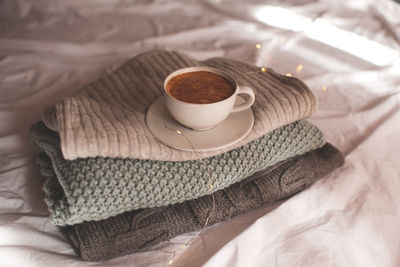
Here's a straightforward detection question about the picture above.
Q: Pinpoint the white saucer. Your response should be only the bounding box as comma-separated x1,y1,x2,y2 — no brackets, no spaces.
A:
145,96,254,152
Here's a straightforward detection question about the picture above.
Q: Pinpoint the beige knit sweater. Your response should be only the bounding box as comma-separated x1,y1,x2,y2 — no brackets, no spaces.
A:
42,50,317,161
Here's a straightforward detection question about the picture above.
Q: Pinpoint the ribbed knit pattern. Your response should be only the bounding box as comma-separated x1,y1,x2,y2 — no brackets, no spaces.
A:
41,50,317,161
58,143,344,261
29,120,325,226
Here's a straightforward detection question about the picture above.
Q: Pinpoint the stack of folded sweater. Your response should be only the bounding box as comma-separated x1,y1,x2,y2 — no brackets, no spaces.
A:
29,50,344,261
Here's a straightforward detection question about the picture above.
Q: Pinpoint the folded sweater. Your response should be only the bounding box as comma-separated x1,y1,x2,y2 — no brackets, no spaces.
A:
29,120,325,225
57,143,344,261
41,50,317,161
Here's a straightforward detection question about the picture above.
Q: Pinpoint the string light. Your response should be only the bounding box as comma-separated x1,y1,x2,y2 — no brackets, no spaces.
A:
162,108,217,266
322,85,327,91
256,43,262,49
286,73,292,77
260,67,267,72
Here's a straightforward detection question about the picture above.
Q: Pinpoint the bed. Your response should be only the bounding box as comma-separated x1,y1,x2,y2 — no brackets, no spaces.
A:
1,0,399,266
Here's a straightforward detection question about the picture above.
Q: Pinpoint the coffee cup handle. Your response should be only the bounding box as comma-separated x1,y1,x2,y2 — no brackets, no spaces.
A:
231,86,255,113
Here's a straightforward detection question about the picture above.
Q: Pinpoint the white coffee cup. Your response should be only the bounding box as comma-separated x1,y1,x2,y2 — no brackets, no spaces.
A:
164,66,255,131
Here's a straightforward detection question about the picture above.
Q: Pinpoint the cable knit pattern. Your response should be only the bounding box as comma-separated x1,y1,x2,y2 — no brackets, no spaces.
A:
59,143,344,261
41,50,317,161
29,120,325,226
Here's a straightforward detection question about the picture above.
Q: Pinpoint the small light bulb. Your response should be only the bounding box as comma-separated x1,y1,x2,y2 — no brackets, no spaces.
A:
286,73,292,77
296,64,303,73
256,43,262,49
261,67,267,72
322,85,327,91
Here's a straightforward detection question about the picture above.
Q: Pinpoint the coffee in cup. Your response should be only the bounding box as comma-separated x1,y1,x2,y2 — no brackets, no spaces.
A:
164,67,255,131
166,71,235,104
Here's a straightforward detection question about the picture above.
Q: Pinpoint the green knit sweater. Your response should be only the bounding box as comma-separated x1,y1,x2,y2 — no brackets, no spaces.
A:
29,120,325,225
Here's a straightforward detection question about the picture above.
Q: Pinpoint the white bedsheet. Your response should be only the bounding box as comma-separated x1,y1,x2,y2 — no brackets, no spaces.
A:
1,0,399,266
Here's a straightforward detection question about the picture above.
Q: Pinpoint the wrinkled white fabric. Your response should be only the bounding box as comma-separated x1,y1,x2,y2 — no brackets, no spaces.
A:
1,0,399,266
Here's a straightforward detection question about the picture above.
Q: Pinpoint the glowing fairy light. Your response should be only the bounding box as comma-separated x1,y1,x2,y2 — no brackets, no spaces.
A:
256,43,262,49
296,64,303,73
261,67,267,72
322,85,327,91
286,73,292,77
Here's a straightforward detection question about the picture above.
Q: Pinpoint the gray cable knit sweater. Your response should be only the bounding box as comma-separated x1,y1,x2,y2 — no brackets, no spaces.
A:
29,120,325,226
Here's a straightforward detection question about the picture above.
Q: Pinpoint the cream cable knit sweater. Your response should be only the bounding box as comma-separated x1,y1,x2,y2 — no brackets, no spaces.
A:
41,50,317,161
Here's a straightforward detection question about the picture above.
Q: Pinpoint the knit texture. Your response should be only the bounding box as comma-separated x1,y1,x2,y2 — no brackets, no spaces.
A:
59,143,344,261
41,50,317,161
29,120,325,225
